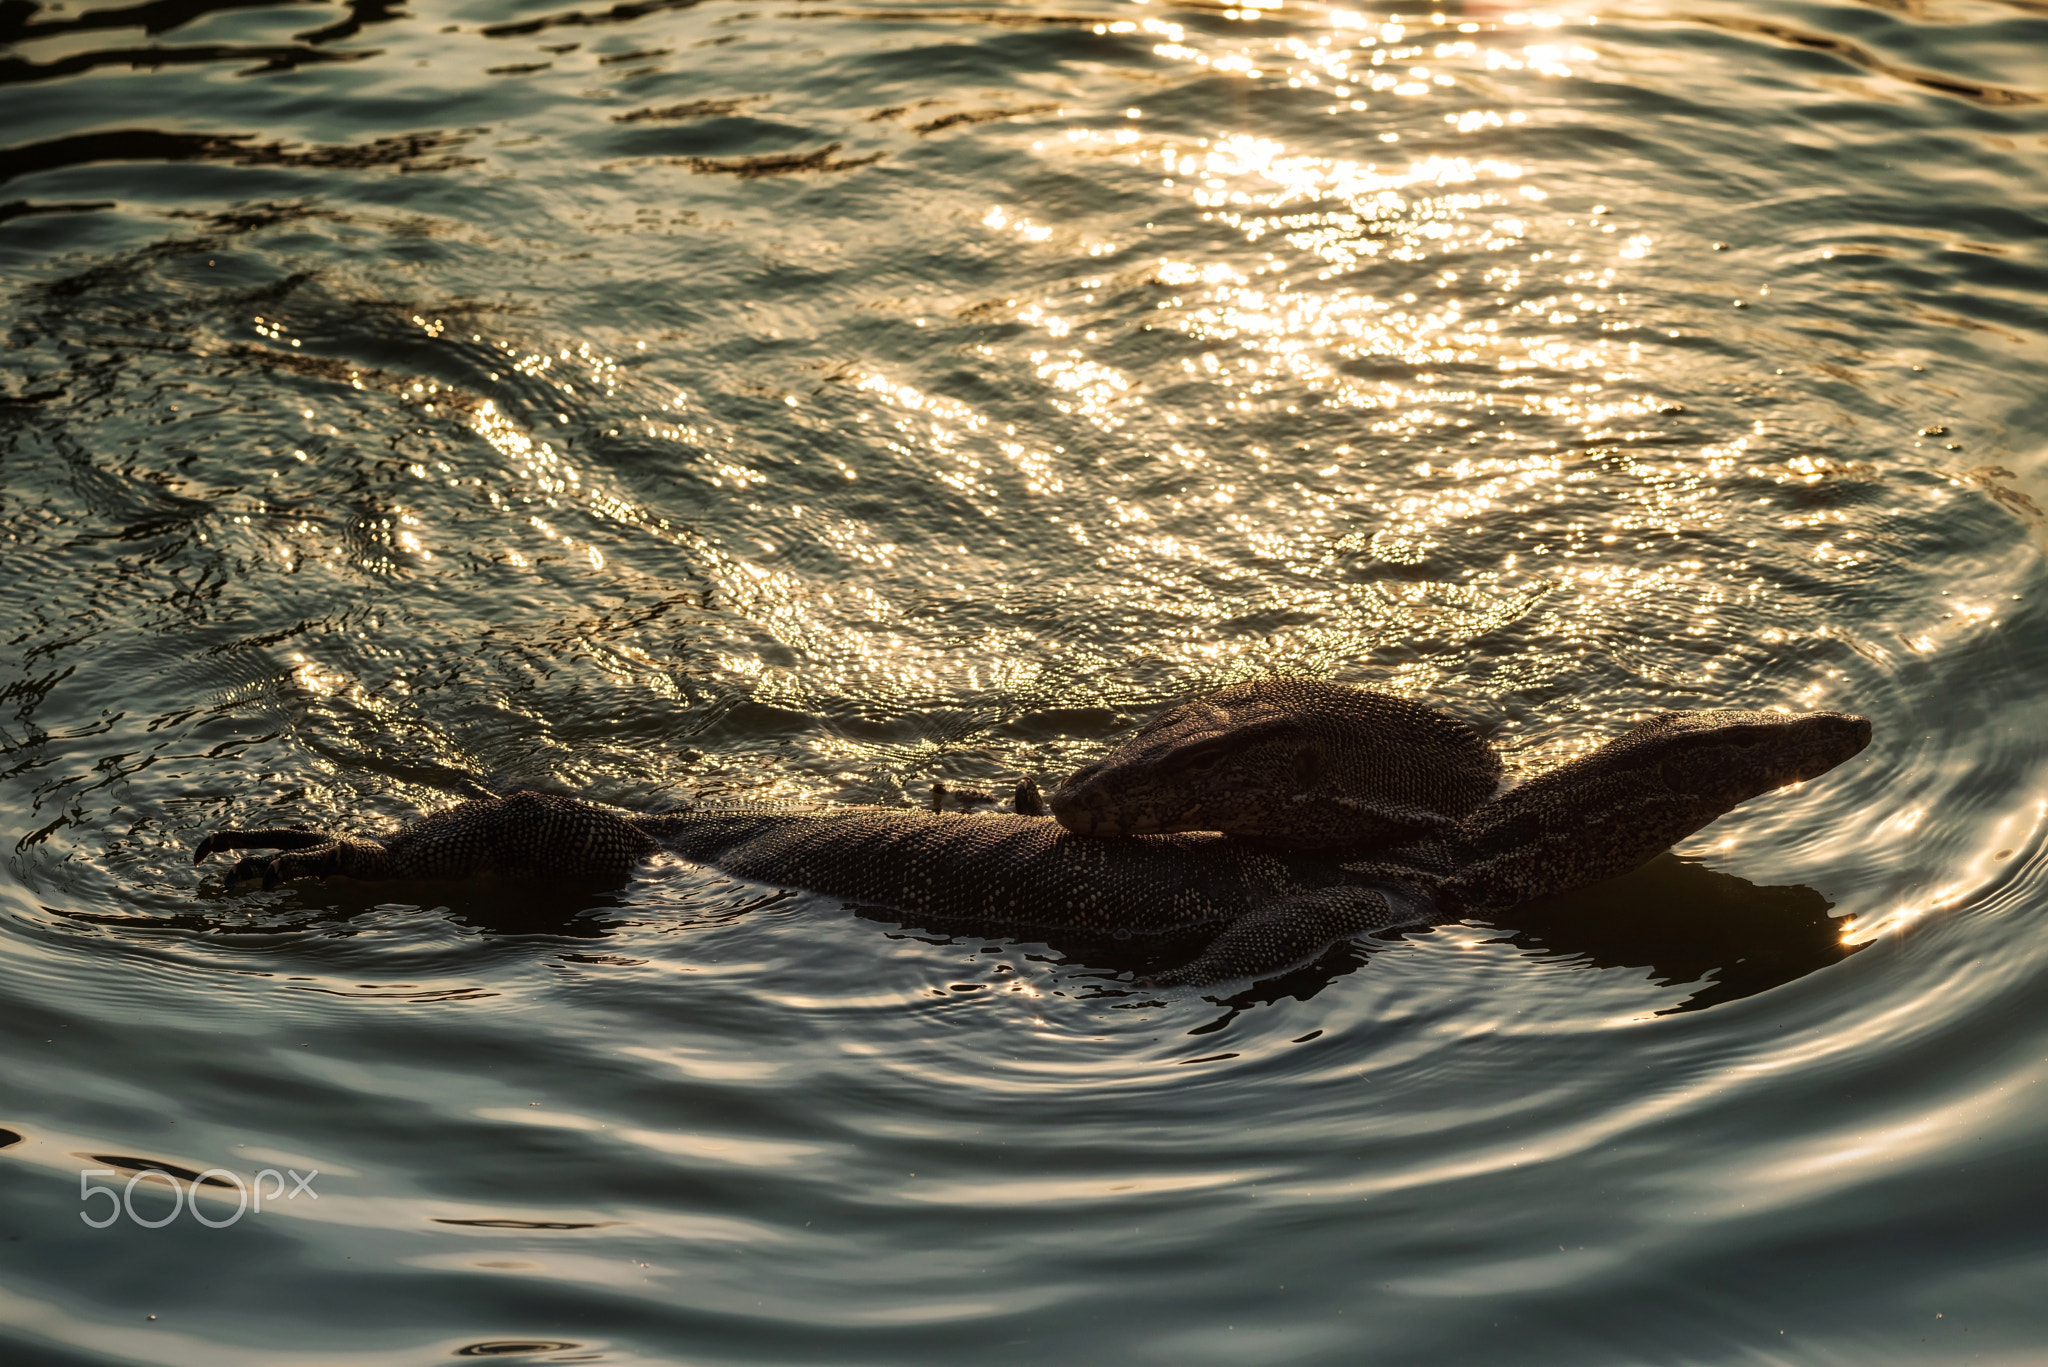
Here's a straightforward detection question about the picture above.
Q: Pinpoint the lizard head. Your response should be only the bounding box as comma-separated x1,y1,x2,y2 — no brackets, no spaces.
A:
1048,692,1316,840
1449,707,1873,908
1471,707,1872,842
1584,707,1871,814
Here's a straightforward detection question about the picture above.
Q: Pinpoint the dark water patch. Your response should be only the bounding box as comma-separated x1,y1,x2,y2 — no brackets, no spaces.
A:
161,200,346,235
433,1217,621,1229
912,102,1057,135
1,130,261,187
294,0,407,46
1957,465,2048,528
1840,0,2048,17
783,9,1112,27
0,127,478,189
613,96,760,121
1686,12,2045,106
0,40,376,86
678,141,881,176
0,198,108,228
286,981,497,1000
0,0,310,43
477,0,705,40
77,1154,240,1187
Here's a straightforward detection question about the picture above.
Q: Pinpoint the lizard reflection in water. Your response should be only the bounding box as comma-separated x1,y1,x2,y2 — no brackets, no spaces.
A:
194,691,1872,988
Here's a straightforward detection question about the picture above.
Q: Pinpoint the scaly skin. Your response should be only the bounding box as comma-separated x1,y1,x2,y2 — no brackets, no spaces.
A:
1049,680,1501,852
195,708,1872,988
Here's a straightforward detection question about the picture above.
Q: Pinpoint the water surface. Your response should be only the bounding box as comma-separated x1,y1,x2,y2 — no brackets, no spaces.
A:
3,0,2047,1361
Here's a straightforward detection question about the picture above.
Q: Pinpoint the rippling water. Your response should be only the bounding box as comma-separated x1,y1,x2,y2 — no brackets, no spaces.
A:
3,0,2046,1360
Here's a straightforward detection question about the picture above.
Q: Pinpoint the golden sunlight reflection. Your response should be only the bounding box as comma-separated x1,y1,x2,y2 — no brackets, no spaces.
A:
263,4,2000,837
1839,800,2048,944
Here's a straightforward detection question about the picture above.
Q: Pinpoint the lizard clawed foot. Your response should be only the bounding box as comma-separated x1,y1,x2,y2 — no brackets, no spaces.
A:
197,827,349,889
226,855,285,890
218,845,346,890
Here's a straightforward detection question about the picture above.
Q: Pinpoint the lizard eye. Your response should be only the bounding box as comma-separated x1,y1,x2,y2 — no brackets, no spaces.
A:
1173,737,1236,775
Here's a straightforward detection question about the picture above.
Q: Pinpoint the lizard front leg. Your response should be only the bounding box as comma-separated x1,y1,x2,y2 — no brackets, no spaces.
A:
239,838,399,890
197,791,658,889
196,827,397,889
1152,886,1420,989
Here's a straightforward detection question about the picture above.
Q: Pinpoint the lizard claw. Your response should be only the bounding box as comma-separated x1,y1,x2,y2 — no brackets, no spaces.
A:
224,856,281,889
